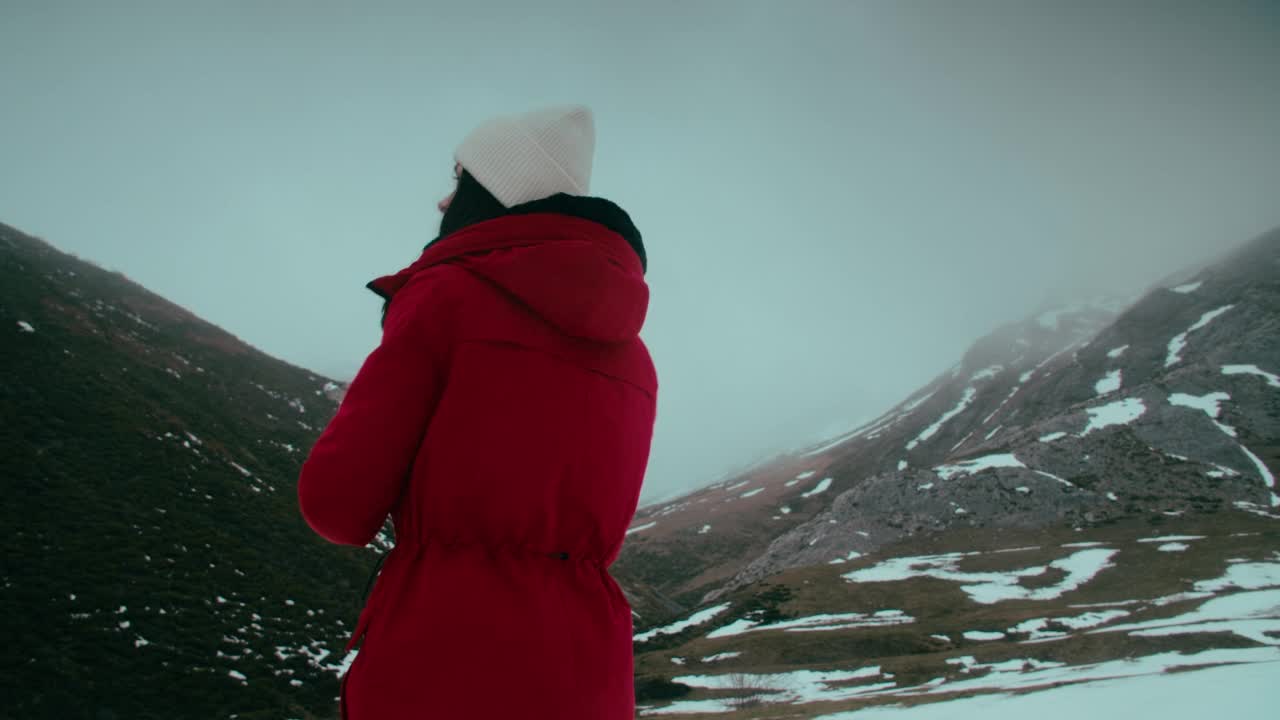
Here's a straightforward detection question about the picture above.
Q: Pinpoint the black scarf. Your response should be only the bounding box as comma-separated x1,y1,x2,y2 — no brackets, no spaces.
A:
431,170,646,269
379,171,647,325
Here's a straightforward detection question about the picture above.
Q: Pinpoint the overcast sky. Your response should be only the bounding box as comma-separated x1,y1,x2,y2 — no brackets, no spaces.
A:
3,1,1278,503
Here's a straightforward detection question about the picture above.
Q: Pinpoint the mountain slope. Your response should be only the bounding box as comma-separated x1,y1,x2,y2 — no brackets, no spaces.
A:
631,513,1280,716
617,227,1279,618
1,223,372,720
619,228,1280,717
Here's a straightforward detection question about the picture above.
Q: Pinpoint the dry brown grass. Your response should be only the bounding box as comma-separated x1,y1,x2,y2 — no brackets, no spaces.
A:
635,511,1280,718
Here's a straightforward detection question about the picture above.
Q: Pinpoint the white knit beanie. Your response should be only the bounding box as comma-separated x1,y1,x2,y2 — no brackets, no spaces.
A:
454,104,596,208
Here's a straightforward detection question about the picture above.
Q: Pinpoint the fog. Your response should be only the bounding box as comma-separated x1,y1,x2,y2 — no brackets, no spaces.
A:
3,1,1277,503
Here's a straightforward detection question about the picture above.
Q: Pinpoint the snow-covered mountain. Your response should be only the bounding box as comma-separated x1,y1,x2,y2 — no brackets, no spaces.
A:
617,228,1277,615
717,228,1277,600
618,228,1279,716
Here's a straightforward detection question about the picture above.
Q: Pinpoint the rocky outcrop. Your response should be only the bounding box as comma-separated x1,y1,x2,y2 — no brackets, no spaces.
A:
701,228,1280,603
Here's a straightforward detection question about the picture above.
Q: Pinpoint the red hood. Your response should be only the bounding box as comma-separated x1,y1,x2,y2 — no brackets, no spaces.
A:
369,213,649,343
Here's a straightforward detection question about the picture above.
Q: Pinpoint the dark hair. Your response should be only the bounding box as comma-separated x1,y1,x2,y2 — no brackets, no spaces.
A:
382,169,509,326
379,167,646,327
436,169,508,241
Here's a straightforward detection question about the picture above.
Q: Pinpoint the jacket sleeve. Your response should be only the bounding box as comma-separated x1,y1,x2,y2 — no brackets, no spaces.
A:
297,271,455,546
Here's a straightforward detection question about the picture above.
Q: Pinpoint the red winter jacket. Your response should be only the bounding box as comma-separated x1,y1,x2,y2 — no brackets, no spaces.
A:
298,206,657,719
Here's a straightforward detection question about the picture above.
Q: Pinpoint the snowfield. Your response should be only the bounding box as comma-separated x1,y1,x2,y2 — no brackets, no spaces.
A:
810,654,1277,720
1082,398,1146,434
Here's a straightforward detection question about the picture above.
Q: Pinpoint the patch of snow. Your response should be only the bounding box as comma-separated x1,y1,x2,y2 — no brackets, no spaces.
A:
810,651,1280,720
1010,610,1131,640
1169,392,1274,498
780,506,792,514
907,387,977,451
972,365,1004,381
1106,344,1130,359
641,698,732,715
634,603,730,642
897,460,908,471
1194,562,1280,593
1094,369,1122,396
843,548,1118,605
710,611,914,638
900,388,940,414
1208,463,1240,478
1222,364,1280,389
1095,589,1280,647
1238,444,1276,492
1034,470,1074,487
1039,432,1067,443
829,550,864,565
17,321,35,333
1150,591,1214,607
1082,398,1146,435
918,483,935,491
701,651,741,663
796,470,817,480
698,524,711,535
626,521,657,536
1169,391,1230,418
1157,543,1190,552
964,630,1006,641
740,488,764,499
934,453,1024,480
229,462,252,478
800,426,869,458
1165,305,1235,367
658,666,889,714
704,618,760,640
228,670,247,681
801,478,833,498
984,424,1003,441
1171,280,1204,294
670,657,685,665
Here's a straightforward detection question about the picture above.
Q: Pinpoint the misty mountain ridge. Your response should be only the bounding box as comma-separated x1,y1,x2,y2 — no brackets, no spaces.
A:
615,227,1278,714
619,227,1277,610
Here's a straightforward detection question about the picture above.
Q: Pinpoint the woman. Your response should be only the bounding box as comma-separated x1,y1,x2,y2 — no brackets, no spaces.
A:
298,105,656,719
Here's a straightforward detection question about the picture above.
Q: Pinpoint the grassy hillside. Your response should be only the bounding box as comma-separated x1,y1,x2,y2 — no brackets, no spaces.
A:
1,224,380,719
